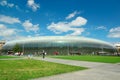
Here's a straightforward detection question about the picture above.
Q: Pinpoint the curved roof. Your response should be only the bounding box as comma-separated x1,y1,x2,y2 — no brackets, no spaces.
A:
114,43,120,46
4,36,114,48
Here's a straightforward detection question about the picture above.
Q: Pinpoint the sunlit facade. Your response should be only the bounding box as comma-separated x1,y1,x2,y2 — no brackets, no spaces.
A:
0,40,5,55
2,36,117,55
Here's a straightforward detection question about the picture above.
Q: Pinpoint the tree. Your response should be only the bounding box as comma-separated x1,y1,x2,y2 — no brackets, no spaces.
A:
12,44,21,53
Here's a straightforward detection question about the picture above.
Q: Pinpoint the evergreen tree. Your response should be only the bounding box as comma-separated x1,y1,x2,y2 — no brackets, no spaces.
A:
12,44,21,53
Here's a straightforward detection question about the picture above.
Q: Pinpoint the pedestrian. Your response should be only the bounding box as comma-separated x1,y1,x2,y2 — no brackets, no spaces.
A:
42,50,46,59
28,54,31,59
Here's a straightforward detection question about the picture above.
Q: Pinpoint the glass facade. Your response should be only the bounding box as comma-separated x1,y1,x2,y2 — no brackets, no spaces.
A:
2,36,117,55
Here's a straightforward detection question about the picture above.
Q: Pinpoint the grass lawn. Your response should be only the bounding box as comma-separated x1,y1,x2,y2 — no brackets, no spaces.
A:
0,59,87,80
52,55,120,63
0,55,19,59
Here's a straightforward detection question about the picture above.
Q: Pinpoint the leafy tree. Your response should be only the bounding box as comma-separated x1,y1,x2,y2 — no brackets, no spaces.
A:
12,44,22,53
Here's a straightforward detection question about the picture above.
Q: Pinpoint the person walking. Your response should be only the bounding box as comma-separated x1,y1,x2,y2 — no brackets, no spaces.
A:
42,50,46,59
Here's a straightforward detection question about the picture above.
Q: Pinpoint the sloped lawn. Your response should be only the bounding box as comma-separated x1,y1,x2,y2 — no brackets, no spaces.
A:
0,59,87,80
0,55,19,59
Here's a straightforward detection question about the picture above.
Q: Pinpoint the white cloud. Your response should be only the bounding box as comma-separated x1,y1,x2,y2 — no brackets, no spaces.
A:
27,0,40,12
47,16,87,36
0,0,14,8
4,35,29,41
0,14,21,24
66,11,79,20
96,26,106,30
48,22,70,34
22,20,39,32
0,24,16,37
8,3,14,8
70,17,87,26
68,28,85,36
0,0,7,6
109,27,120,32
108,27,120,38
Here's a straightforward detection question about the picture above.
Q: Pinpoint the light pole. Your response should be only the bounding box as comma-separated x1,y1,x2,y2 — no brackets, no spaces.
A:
67,44,69,55
22,44,24,54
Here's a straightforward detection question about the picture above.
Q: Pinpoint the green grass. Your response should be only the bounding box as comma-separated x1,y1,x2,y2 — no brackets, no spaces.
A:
52,55,120,63
0,55,19,59
0,59,87,80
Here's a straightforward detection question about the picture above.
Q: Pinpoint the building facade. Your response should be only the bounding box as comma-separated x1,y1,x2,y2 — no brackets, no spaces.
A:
114,43,120,54
2,36,117,55
0,40,5,55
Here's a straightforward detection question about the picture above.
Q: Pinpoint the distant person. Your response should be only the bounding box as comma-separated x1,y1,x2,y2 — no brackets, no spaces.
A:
42,50,46,59
28,54,31,59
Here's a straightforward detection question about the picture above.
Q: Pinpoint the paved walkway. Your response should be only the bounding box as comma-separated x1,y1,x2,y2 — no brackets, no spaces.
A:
32,57,120,80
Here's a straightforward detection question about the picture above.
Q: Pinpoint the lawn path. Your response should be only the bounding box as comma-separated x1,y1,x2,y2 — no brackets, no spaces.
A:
32,57,120,80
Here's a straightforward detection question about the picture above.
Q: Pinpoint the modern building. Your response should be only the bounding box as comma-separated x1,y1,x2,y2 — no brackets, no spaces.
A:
114,43,120,54
0,40,5,55
0,40,5,49
2,36,117,55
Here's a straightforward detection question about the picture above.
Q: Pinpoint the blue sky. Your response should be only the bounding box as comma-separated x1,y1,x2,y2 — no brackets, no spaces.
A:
0,0,120,42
